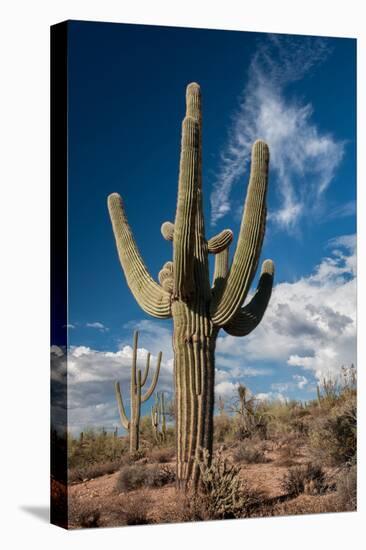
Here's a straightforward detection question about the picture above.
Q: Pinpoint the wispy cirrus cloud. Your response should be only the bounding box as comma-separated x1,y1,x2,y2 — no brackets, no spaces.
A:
86,321,109,332
326,200,356,221
210,34,345,230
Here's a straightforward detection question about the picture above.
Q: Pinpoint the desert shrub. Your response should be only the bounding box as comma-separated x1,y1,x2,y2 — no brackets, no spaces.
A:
167,493,206,523
126,449,146,463
68,460,121,483
68,498,102,528
197,448,263,520
68,429,128,470
120,492,153,525
79,508,101,528
309,398,356,466
316,366,356,411
214,413,235,443
148,447,175,464
335,465,357,511
233,424,252,441
116,464,149,492
146,464,176,487
281,463,326,496
233,442,268,464
116,464,175,493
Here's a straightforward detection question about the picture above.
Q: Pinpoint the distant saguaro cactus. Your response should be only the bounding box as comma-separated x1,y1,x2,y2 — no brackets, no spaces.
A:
151,392,167,445
108,83,274,487
115,331,162,452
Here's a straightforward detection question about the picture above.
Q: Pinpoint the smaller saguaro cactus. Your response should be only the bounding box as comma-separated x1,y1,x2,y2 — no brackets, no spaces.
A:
151,392,167,445
115,331,162,452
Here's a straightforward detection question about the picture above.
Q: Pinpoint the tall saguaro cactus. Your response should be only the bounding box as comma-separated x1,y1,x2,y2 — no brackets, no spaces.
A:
108,83,274,487
115,331,162,452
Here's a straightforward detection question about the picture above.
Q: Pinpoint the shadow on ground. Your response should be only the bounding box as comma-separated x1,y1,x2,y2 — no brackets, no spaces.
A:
20,506,49,523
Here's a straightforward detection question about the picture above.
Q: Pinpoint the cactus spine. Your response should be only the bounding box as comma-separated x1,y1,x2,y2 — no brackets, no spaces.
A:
115,331,162,452
108,83,274,487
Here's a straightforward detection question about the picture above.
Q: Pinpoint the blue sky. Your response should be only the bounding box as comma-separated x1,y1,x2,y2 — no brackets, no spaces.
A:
56,21,356,433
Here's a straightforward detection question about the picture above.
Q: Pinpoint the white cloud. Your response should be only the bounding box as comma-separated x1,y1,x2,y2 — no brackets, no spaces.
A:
326,200,356,221
55,323,174,434
217,234,356,382
256,392,287,403
86,321,109,332
215,381,239,399
210,35,345,230
293,375,308,389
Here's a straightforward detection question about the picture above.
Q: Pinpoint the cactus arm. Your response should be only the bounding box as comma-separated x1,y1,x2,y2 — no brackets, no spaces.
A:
161,221,174,241
114,381,129,431
212,247,229,291
173,83,200,300
107,193,172,319
211,140,270,326
207,229,233,254
223,259,274,336
141,351,162,402
140,352,151,386
158,261,173,293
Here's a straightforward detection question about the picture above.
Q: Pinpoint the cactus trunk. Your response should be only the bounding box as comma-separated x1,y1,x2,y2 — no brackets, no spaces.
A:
173,302,217,487
130,423,139,452
108,82,275,488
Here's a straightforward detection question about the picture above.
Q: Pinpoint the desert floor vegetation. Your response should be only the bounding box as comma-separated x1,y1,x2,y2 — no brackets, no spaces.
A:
67,367,356,528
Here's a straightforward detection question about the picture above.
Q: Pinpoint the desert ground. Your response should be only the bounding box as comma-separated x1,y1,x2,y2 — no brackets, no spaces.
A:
64,370,356,529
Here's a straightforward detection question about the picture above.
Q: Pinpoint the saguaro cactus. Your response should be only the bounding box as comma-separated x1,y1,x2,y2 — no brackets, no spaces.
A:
115,331,162,452
151,392,167,445
108,83,274,487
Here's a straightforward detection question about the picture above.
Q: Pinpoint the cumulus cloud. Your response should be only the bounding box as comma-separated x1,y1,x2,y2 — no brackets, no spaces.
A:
217,234,356,381
51,323,174,434
210,34,345,229
215,381,239,399
52,234,356,431
293,375,309,389
256,392,287,403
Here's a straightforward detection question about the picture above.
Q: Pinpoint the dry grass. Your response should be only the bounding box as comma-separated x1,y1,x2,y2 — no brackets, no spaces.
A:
119,492,154,525
335,465,357,511
68,499,103,529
